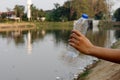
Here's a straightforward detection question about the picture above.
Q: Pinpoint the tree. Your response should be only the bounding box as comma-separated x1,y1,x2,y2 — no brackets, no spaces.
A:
68,0,90,19
63,0,77,20
63,0,108,20
14,5,25,20
92,0,106,19
1,13,7,19
31,4,38,20
54,3,60,9
46,0,110,21
46,6,71,22
38,9,46,18
114,8,120,21
46,1,78,22
106,0,115,20
31,4,46,21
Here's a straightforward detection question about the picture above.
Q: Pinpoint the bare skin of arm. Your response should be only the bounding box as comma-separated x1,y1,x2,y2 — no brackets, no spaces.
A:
69,30,120,64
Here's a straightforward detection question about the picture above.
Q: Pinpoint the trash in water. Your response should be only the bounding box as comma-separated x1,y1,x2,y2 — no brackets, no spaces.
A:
73,74,78,79
56,77,60,80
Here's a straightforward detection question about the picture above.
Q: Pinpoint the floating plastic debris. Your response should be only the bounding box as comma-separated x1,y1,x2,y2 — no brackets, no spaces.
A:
73,74,78,79
56,77,60,80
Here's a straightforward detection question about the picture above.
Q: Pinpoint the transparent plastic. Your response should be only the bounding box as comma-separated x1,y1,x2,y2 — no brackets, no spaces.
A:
67,14,89,58
73,14,88,35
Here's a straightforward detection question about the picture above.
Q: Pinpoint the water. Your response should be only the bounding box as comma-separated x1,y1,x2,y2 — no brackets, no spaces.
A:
0,28,120,80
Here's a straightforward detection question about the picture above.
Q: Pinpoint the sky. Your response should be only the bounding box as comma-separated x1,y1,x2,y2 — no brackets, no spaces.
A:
0,0,67,12
112,0,120,10
0,0,120,12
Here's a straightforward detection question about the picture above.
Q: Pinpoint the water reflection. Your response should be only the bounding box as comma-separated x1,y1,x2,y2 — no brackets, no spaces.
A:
115,30,120,39
105,30,117,48
0,29,71,46
0,27,120,80
27,31,32,54
86,30,107,47
0,28,119,50
0,28,120,54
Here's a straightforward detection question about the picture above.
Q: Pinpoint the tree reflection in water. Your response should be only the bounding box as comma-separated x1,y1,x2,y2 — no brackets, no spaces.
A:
0,28,120,48
0,27,120,80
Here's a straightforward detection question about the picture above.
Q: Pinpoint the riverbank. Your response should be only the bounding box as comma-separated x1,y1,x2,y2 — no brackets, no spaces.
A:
78,60,120,80
99,21,120,27
0,21,73,30
35,21,73,30
78,40,120,80
0,22,35,27
0,22,36,32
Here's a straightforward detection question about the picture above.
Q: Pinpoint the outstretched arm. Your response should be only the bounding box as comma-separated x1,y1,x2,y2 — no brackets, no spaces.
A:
69,30,120,64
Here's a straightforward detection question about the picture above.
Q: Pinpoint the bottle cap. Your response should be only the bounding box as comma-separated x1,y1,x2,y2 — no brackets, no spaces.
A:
82,14,88,19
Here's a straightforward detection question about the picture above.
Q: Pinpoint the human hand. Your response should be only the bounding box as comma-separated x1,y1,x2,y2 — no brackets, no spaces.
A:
69,30,94,55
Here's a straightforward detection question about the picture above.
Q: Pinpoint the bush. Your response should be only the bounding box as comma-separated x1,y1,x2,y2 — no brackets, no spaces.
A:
114,8,120,21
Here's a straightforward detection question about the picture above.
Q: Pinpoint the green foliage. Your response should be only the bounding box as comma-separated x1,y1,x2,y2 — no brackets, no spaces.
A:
31,4,38,20
0,13,7,19
46,0,108,21
64,0,108,20
0,0,110,22
78,69,91,80
0,13,7,22
63,1,77,20
35,21,73,30
54,3,60,9
14,5,25,19
45,11,53,21
31,4,46,21
95,12,104,20
46,2,77,22
22,13,28,21
94,0,108,20
71,0,90,18
114,8,120,21
46,7,70,21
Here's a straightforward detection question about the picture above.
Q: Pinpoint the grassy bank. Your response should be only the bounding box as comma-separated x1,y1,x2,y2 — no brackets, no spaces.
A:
0,22,35,27
0,21,73,30
98,21,120,30
35,21,73,30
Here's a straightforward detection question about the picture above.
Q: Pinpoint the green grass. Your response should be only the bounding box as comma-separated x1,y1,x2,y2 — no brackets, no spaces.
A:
34,21,73,30
0,21,73,30
77,70,91,80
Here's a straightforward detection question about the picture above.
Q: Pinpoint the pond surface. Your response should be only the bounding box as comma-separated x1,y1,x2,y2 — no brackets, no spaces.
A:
0,26,120,80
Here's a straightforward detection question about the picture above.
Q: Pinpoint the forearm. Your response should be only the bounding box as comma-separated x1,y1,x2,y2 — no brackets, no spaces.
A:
69,30,120,64
89,46,120,64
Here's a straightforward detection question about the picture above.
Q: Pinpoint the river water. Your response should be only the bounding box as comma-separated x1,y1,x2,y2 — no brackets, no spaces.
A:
0,26,120,80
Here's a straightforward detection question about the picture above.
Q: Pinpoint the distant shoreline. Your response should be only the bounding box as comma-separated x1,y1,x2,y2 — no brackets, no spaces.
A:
0,22,35,32
0,22,35,27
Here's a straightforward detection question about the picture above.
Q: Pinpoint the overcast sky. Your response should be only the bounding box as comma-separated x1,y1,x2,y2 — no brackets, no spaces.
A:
0,0,67,11
0,0,120,12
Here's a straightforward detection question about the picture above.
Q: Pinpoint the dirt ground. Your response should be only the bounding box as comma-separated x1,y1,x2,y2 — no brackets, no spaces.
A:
78,40,120,80
79,60,120,80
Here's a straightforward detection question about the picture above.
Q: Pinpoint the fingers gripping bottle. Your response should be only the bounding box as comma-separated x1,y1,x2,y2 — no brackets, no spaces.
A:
67,14,89,58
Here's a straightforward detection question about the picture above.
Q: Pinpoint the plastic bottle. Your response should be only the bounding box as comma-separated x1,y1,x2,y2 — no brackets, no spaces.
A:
67,14,89,58
73,13,88,35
